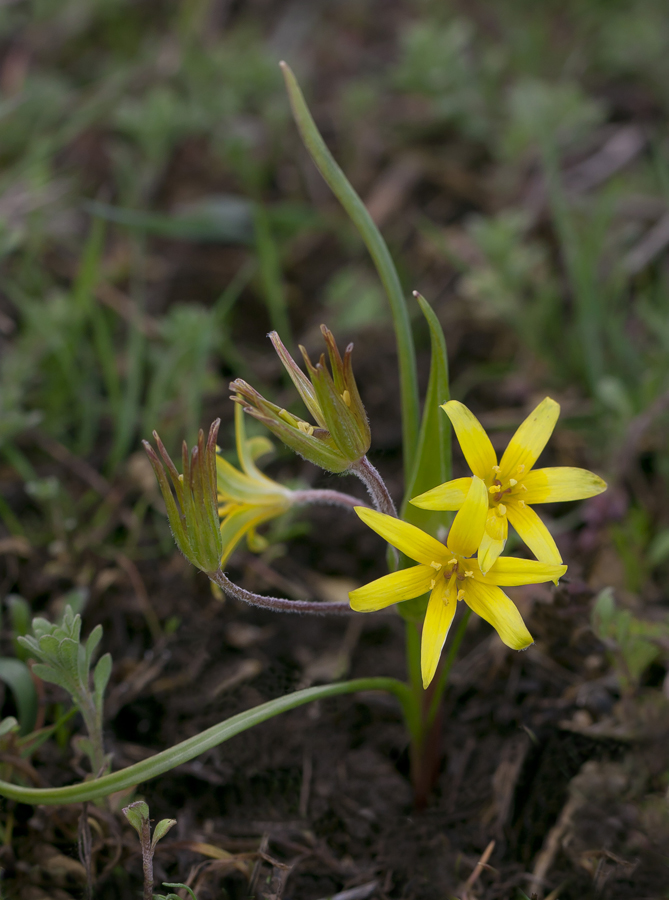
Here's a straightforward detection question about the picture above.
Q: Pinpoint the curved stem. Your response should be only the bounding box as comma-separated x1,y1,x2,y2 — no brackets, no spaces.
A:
0,678,412,805
292,488,365,510
211,570,353,615
350,456,397,517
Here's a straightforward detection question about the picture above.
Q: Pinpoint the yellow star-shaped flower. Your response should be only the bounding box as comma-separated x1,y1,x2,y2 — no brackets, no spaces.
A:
217,404,294,566
349,477,566,688
411,398,606,573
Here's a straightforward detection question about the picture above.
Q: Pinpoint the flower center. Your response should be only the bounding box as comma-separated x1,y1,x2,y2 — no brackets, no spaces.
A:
432,556,475,597
488,464,527,508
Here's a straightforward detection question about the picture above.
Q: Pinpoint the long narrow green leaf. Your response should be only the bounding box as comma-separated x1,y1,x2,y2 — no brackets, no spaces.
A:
0,677,412,805
401,292,451,537
280,62,419,479
0,658,38,735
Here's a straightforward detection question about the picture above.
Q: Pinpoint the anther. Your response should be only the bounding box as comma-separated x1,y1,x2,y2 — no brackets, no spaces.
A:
297,421,314,436
464,570,473,577
457,589,465,601
521,483,527,491
492,465,501,473
430,579,436,590
430,561,442,570
509,478,517,487
489,485,499,494
517,464,525,474
497,503,507,516
342,389,351,407
448,558,458,566
518,500,525,508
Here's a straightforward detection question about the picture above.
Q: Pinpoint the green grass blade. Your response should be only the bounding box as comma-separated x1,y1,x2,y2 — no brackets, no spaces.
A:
253,201,292,343
107,275,146,471
280,62,419,479
401,292,451,536
0,677,411,804
0,658,38,735
71,217,106,454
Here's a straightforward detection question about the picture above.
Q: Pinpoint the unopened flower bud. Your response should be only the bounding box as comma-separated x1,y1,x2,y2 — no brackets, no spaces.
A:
143,421,223,574
230,326,371,474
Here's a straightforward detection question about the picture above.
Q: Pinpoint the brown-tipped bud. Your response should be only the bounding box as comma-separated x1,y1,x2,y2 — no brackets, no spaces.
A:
229,327,371,474
143,420,223,574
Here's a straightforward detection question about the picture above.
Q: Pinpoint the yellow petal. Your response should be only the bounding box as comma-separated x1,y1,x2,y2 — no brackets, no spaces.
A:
441,401,497,479
354,507,446,565
421,578,457,689
446,476,488,558
478,556,567,586
464,579,533,650
217,455,288,505
506,501,562,567
522,467,607,504
410,477,472,510
219,505,282,566
349,565,434,612
499,397,560,477
478,509,508,573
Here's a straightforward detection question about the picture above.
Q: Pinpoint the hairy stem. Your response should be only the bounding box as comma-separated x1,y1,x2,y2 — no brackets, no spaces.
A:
0,678,412,805
292,488,365,510
140,819,153,900
350,456,397,517
211,570,353,615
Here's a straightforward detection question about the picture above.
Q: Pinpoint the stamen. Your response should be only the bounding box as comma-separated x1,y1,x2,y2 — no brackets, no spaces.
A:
448,558,458,566
464,570,473,577
178,474,184,483
457,589,465,601
517,464,525,474
489,485,500,494
521,483,527,491
430,579,436,590
342,389,351,407
297,421,314,436
509,479,517,487
518,500,526,508
492,465,501,473
497,503,507,516
430,561,442,570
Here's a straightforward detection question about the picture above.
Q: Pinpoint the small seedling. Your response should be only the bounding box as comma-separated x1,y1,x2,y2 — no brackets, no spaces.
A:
123,800,177,900
17,605,112,776
154,884,198,900
592,587,669,691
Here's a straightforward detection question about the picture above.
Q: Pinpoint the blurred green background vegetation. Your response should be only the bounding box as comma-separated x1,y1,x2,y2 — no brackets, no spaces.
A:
1,0,669,604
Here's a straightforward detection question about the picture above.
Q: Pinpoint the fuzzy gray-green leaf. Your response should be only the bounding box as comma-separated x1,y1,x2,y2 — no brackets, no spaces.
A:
151,817,177,850
85,624,103,669
123,800,149,836
93,653,112,712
